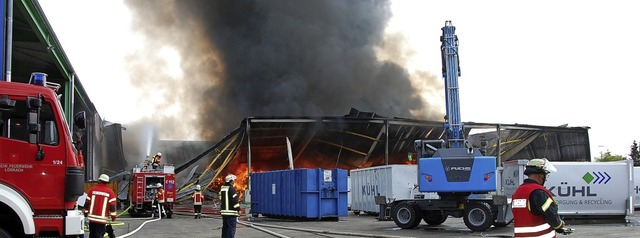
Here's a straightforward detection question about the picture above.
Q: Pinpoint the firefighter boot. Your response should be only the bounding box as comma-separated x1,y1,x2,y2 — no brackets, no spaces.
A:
194,214,198,219
198,213,201,219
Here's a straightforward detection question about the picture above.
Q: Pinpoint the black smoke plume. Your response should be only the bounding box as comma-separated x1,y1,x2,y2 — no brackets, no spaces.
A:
123,0,442,141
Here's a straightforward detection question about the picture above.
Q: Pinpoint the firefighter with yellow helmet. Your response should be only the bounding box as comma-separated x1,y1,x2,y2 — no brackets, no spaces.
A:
512,158,574,237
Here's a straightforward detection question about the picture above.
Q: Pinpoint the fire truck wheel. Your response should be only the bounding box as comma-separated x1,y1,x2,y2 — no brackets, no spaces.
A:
463,202,493,231
0,227,12,238
129,206,140,217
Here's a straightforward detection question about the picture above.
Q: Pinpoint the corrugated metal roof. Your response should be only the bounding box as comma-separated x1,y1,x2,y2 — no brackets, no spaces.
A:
172,109,591,200
466,122,591,162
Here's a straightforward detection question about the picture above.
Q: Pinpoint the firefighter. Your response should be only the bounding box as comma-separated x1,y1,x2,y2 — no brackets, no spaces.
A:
191,184,204,219
155,183,167,218
512,158,574,237
84,174,117,238
220,174,240,238
152,152,162,170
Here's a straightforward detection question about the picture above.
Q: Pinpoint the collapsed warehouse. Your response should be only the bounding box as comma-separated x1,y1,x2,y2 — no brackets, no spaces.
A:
114,108,590,202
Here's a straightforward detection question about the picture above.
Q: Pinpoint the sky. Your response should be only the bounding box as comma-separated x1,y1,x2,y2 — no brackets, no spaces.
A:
38,0,640,159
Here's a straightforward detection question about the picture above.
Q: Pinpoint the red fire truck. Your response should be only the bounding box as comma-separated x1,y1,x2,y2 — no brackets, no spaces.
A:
0,75,86,237
128,164,176,218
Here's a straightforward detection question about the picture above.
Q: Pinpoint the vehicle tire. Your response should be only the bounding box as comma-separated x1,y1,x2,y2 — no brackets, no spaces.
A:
422,210,447,225
129,204,140,217
463,202,493,231
391,202,421,229
0,227,13,238
353,210,360,215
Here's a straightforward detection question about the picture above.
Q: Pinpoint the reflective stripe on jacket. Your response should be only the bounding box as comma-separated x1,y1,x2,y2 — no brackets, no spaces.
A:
512,182,556,238
192,191,203,205
157,188,165,203
84,183,117,224
219,185,239,216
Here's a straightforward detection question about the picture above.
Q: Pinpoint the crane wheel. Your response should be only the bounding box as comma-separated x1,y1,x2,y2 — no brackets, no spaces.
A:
391,202,421,229
463,202,493,231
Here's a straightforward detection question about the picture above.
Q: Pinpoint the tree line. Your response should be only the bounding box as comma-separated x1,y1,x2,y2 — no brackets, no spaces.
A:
597,140,640,166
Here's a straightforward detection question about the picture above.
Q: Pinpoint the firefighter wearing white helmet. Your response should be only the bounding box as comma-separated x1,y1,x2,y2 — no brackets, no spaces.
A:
220,174,240,237
152,152,162,170
155,183,167,218
512,159,573,237
191,184,204,219
84,174,117,238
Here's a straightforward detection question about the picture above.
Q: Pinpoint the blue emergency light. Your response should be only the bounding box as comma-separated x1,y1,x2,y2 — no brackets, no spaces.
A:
30,72,48,86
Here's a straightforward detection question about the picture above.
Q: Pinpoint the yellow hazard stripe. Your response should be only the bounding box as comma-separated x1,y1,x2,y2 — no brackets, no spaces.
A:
541,197,553,212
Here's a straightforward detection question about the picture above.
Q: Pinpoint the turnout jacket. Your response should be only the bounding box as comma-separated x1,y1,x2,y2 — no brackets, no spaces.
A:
84,183,117,224
157,188,165,203
152,155,161,164
512,179,564,238
192,190,204,205
219,182,240,216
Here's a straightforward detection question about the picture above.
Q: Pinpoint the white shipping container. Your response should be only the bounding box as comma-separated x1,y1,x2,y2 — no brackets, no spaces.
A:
350,165,418,214
348,176,351,209
634,167,640,208
547,160,634,216
503,160,634,218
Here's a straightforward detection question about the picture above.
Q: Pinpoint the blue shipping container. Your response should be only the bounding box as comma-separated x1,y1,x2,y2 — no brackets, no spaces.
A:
250,168,348,219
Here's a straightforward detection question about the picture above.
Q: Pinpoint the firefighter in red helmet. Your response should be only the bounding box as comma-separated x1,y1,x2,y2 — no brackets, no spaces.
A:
84,174,117,238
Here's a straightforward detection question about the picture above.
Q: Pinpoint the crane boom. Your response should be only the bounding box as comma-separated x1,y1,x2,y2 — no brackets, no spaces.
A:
393,21,501,232
441,20,464,148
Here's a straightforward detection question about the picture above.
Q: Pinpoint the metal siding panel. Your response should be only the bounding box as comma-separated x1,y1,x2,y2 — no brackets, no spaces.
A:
307,169,319,218
287,169,297,217
337,169,349,216
274,171,282,216
320,169,335,217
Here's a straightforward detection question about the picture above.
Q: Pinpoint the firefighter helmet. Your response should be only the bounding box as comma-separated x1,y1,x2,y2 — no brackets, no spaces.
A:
156,183,163,188
156,152,162,157
225,174,237,182
524,158,557,175
195,185,201,191
98,174,110,183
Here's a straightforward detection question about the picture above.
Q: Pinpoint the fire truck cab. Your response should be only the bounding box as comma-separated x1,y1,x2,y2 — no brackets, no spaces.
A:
0,77,86,237
128,164,176,218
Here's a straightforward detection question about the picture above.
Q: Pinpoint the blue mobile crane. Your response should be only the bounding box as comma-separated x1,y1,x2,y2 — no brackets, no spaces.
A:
388,21,508,231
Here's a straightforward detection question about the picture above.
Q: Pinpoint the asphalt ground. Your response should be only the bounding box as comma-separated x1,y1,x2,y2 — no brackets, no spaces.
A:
101,206,640,238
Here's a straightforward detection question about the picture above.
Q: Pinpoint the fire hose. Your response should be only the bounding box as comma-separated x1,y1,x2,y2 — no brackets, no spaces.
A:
116,202,165,238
